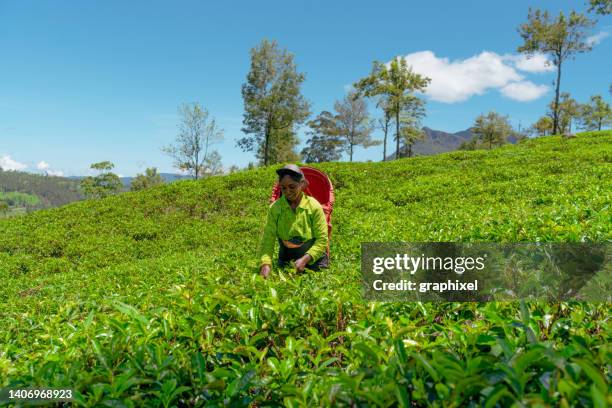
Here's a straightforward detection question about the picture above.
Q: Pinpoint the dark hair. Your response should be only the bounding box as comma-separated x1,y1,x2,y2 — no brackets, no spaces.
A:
278,171,303,183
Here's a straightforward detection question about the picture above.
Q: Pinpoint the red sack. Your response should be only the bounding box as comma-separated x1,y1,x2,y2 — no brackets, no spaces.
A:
269,166,334,257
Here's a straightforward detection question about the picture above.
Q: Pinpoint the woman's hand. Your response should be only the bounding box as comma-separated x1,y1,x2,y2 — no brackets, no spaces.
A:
295,254,312,273
260,264,271,279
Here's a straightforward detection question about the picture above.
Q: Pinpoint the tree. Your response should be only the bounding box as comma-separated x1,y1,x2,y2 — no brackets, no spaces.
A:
80,161,122,199
333,91,378,162
354,57,430,159
458,138,480,151
238,39,310,166
397,96,426,158
201,150,224,176
163,102,223,180
579,95,612,131
518,9,595,135
551,92,580,134
472,112,513,149
529,116,554,136
256,128,301,165
588,0,611,14
376,97,393,161
301,111,344,163
400,126,426,158
130,167,164,192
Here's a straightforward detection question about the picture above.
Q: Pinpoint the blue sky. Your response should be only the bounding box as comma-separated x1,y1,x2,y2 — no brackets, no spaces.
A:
1,0,610,177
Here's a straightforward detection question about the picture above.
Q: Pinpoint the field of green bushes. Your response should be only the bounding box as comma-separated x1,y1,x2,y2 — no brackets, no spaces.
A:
1,131,610,407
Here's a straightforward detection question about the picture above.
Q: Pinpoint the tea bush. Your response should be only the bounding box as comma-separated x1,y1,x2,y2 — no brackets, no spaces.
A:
1,132,610,406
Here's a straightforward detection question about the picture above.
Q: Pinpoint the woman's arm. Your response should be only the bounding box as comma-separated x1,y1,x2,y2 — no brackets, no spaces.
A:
258,205,278,268
305,205,328,264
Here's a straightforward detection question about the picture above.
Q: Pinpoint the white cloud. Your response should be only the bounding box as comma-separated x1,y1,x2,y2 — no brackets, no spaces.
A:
500,81,549,102
36,160,65,177
399,50,550,103
37,161,50,170
0,155,27,171
504,53,554,73
586,31,609,46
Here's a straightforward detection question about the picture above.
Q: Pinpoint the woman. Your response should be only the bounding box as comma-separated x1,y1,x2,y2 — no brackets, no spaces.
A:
259,164,329,278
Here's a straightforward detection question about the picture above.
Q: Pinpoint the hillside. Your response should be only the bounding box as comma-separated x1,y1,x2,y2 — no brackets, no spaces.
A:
0,169,83,211
385,127,526,159
1,131,610,406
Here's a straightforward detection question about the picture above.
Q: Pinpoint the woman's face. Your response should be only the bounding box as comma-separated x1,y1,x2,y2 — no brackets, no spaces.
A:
280,175,303,202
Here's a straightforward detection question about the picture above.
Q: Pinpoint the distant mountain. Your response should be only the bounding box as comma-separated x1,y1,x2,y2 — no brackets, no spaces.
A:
386,127,522,159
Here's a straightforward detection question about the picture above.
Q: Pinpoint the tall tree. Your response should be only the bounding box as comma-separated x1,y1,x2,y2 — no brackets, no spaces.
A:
256,128,301,164
130,167,164,192
517,9,595,135
162,102,223,180
80,161,122,199
398,95,426,158
472,112,513,150
579,95,612,131
376,97,393,161
333,91,378,162
354,57,430,159
238,39,310,166
301,111,344,163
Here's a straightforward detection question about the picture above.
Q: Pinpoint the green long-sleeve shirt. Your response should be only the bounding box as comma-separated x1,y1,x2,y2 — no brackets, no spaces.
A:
259,193,328,267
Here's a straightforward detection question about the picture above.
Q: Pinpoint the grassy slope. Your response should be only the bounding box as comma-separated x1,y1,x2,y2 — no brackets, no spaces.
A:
0,131,610,406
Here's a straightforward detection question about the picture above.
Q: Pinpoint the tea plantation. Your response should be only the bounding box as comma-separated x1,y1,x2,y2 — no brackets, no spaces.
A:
1,132,610,407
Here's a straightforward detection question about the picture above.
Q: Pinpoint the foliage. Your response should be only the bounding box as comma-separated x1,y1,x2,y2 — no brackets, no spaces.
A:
528,116,554,137
333,91,378,162
354,57,430,160
376,97,394,161
238,39,310,166
551,93,581,134
579,95,612,131
130,168,165,192
517,8,596,135
301,111,345,163
79,161,122,199
400,126,426,158
398,96,427,158
588,0,611,14
255,128,301,165
162,102,224,180
1,131,611,406
472,112,513,149
0,168,83,209
0,191,41,207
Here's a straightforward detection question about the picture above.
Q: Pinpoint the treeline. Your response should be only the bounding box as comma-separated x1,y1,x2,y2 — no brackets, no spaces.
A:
0,168,83,210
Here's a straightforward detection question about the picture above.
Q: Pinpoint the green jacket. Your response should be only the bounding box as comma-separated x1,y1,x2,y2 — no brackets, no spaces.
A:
259,193,328,267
